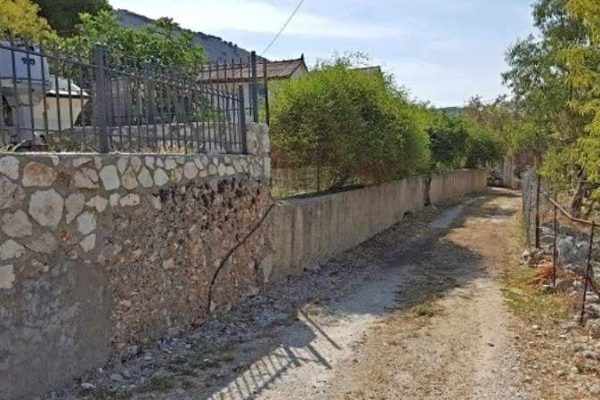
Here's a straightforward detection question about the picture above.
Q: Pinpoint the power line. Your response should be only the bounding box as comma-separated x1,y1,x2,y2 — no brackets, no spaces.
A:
261,0,306,56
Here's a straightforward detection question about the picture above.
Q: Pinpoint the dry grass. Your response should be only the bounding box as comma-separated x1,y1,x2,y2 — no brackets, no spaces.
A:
502,214,573,322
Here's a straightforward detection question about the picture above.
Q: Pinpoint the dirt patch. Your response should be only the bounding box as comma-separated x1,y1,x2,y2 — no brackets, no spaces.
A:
326,191,530,400
503,223,600,399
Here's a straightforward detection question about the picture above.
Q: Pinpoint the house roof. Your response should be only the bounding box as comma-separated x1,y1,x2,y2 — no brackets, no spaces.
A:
198,57,308,83
351,66,383,75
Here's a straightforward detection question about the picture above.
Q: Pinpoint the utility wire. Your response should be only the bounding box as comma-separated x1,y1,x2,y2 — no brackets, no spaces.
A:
261,0,306,56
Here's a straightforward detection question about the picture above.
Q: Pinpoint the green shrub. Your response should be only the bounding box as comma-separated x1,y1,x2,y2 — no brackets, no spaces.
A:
270,57,430,189
427,111,502,171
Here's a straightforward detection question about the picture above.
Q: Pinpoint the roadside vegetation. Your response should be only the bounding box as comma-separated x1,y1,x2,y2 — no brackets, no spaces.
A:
502,0,600,218
270,55,502,193
0,0,206,73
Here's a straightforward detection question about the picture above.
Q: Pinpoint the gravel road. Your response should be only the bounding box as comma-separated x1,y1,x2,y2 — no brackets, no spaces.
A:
197,189,528,400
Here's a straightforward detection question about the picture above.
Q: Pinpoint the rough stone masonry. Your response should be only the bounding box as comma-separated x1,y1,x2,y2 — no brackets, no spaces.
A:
0,124,273,400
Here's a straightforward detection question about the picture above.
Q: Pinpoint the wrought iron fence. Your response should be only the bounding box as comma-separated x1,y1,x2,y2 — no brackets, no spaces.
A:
0,38,269,154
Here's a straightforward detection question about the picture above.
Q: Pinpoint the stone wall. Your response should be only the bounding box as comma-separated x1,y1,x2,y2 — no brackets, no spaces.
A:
0,124,272,400
271,170,487,279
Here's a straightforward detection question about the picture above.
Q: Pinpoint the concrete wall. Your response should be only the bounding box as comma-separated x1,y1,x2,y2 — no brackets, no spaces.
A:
271,170,487,279
0,124,272,400
430,169,488,204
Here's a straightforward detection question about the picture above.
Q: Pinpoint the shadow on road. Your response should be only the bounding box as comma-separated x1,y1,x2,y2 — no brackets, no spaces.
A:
189,189,518,400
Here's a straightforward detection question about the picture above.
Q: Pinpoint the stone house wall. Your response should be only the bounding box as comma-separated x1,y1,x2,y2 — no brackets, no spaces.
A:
0,124,272,400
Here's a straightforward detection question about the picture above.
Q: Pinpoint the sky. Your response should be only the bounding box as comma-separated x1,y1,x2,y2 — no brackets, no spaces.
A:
108,0,536,107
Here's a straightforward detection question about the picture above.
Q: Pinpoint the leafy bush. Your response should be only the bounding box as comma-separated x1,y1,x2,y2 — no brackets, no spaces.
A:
60,10,206,74
270,57,430,189
427,113,469,171
464,127,503,169
427,112,501,171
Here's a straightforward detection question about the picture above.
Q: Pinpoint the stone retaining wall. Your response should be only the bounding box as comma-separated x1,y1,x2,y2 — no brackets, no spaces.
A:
271,170,487,279
0,124,272,400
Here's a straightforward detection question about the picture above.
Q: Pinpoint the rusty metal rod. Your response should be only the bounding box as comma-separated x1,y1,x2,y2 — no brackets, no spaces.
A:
580,222,595,324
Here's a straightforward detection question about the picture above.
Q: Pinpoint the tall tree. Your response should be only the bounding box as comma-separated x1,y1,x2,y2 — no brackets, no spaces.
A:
503,0,594,214
32,0,111,36
0,0,56,42
564,0,600,205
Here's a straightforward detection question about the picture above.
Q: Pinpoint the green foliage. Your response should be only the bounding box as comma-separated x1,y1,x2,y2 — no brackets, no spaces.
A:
60,10,206,74
464,127,502,169
564,0,600,201
427,113,469,171
503,0,600,210
0,0,56,43
427,110,502,172
270,56,430,188
503,0,587,159
32,0,111,36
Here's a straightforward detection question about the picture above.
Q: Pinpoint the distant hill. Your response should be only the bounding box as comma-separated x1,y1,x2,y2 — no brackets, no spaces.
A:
116,9,254,62
438,107,464,117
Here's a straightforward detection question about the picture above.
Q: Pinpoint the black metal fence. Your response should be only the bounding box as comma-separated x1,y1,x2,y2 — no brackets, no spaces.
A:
522,169,599,324
0,38,268,154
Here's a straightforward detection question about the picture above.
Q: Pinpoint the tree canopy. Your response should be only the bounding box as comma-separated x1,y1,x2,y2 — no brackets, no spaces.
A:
503,0,600,213
60,10,206,74
270,56,431,188
32,0,111,36
0,0,56,42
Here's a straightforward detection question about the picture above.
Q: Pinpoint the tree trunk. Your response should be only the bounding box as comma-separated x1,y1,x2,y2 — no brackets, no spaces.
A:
570,169,587,218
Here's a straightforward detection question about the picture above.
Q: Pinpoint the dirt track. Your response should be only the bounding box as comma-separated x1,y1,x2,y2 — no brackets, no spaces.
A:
194,189,528,400
58,189,531,400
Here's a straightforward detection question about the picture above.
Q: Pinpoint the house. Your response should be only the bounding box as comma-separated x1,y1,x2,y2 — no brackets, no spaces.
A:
352,65,383,76
198,56,309,118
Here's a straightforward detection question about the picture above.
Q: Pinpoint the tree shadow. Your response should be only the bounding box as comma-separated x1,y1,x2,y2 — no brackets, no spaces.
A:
178,190,517,400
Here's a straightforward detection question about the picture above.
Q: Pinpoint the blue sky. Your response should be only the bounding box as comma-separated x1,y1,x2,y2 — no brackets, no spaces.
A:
109,0,535,107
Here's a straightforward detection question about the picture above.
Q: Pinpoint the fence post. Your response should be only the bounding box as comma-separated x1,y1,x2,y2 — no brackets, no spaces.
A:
93,45,110,153
250,51,259,123
535,174,541,249
262,58,270,125
238,85,247,154
580,222,596,324
552,201,558,287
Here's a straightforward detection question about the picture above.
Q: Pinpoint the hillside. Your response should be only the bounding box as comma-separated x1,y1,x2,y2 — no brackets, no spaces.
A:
116,9,254,62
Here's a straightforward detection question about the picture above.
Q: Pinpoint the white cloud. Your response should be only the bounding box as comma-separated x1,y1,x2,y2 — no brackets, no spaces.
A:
110,0,404,39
